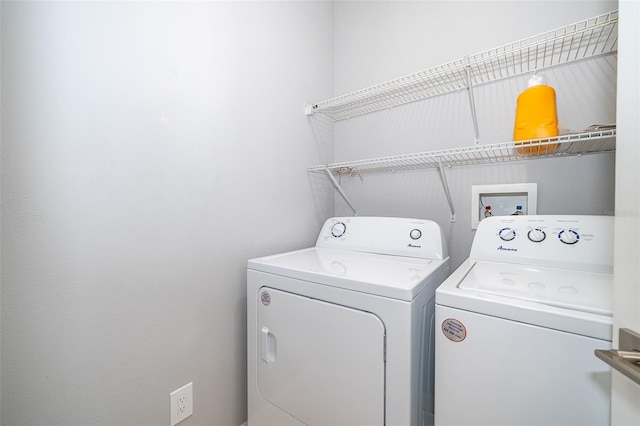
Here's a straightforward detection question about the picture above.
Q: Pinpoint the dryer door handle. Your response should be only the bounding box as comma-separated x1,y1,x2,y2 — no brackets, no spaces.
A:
261,326,277,364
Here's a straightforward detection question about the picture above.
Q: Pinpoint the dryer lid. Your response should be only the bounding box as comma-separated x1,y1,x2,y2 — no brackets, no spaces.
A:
248,247,449,301
458,260,612,316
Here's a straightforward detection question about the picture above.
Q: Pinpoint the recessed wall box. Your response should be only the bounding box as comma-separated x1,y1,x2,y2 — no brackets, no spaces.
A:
471,183,537,229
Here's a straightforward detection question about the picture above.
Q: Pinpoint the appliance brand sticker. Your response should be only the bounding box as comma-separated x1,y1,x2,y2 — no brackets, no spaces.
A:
442,318,467,342
260,291,271,306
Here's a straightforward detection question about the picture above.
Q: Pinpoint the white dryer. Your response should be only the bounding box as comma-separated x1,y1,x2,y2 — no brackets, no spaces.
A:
247,216,450,426
435,215,613,426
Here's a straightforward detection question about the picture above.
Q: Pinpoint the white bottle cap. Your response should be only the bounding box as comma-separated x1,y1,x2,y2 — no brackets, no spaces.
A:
528,74,547,87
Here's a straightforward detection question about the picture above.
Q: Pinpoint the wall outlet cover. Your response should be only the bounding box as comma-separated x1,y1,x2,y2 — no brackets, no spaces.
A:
170,382,193,426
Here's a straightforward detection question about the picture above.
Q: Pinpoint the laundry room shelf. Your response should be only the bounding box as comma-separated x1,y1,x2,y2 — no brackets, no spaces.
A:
310,129,615,220
306,10,618,121
308,129,616,176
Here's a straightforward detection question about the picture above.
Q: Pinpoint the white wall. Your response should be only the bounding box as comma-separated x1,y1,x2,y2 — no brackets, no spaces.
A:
612,0,640,422
329,1,618,269
0,2,334,425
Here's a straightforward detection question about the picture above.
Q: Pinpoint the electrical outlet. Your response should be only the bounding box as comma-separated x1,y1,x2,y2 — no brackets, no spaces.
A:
170,382,193,426
178,395,187,416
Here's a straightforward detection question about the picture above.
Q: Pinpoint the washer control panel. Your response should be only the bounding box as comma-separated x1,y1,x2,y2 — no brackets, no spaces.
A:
316,216,448,260
471,215,614,273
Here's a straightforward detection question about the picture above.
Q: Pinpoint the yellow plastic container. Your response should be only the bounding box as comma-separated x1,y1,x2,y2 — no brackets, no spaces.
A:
513,75,558,155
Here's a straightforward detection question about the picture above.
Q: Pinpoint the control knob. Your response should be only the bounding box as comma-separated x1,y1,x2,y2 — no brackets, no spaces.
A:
410,229,422,240
558,229,580,245
330,222,347,238
527,228,546,242
498,227,516,241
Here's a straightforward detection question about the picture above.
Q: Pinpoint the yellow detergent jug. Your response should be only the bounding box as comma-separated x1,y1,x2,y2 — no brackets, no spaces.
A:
513,74,558,155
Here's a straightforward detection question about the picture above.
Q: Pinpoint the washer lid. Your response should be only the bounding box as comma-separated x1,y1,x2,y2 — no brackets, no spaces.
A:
248,247,449,301
437,259,613,340
459,261,612,316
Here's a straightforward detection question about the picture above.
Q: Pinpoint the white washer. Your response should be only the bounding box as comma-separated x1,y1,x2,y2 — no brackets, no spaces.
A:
247,216,450,426
435,215,613,426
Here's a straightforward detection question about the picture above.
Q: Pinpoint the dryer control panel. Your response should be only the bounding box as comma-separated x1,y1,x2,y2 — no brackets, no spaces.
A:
316,216,448,260
470,215,613,273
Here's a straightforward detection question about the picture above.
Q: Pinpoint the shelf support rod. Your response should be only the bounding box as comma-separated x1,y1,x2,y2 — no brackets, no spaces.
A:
437,157,456,223
465,56,481,145
324,168,358,216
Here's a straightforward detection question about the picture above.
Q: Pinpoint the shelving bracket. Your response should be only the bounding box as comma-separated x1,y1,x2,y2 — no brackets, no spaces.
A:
437,157,456,223
324,168,358,216
465,56,480,145
304,104,315,116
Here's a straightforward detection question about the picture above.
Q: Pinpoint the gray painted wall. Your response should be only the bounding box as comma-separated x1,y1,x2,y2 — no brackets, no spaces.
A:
1,2,334,425
1,1,620,425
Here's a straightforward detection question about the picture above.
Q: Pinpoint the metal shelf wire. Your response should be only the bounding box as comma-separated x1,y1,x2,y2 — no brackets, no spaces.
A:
308,10,618,121
308,129,616,176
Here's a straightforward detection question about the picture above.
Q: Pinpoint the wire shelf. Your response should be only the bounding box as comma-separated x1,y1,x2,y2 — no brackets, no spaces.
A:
309,10,618,121
308,129,616,176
